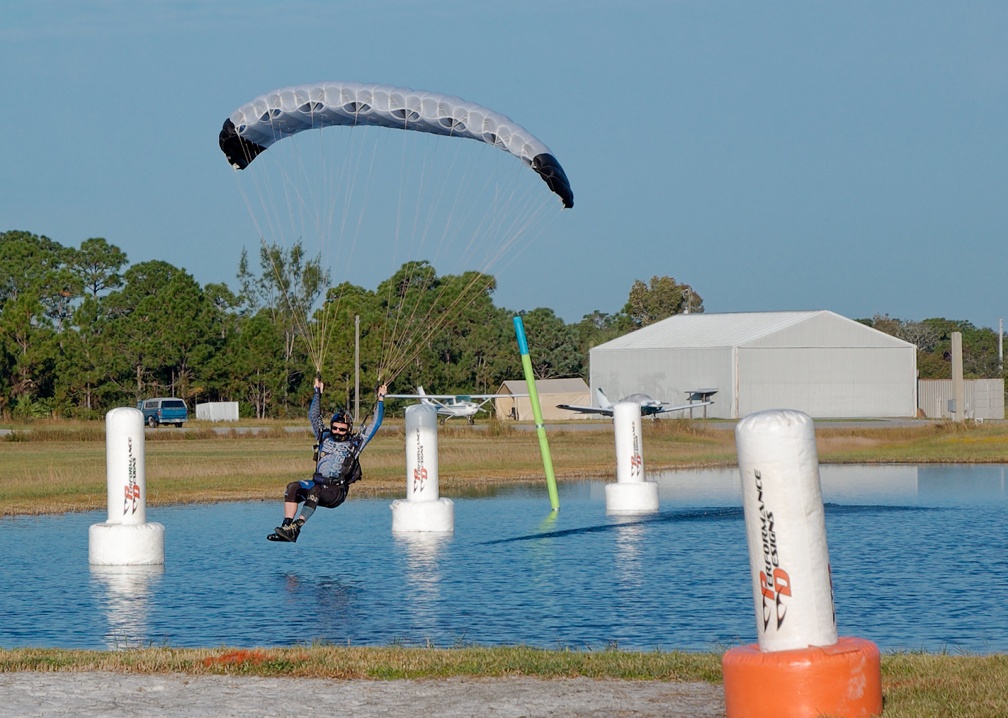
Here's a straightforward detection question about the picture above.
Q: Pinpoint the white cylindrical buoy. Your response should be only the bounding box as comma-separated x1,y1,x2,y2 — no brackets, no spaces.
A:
89,407,164,566
105,406,146,525
404,403,440,502
723,409,882,718
605,401,659,513
391,403,454,533
734,409,835,651
614,401,645,484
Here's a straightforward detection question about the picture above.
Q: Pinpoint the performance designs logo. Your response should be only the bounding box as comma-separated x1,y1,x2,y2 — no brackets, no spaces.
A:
753,469,792,632
630,422,642,477
412,428,427,494
123,437,139,515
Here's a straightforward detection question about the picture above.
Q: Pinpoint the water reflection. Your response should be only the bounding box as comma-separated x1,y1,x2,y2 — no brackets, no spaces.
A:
918,464,1008,504
396,532,450,641
525,511,563,639
89,564,163,649
654,464,1008,506
819,465,919,503
612,517,646,591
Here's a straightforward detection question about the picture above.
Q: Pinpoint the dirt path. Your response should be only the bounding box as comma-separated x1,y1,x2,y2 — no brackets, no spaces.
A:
2,672,726,717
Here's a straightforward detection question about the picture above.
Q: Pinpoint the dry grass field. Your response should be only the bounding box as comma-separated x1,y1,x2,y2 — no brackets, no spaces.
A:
3,416,1008,516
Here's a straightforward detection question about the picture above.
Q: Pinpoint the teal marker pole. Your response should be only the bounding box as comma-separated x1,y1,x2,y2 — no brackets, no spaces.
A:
513,316,560,511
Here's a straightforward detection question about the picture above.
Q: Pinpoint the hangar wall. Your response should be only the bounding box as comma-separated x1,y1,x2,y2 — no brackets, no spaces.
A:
588,311,918,420
736,346,918,418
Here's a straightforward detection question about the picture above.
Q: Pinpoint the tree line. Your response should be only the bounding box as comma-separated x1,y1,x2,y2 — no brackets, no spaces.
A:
1,229,1001,420
0,230,699,419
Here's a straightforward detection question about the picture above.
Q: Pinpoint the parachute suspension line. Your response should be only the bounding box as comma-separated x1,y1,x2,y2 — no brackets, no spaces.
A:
374,130,411,383
426,182,553,375
377,130,442,384
284,131,331,372
233,125,342,375
380,270,497,384
289,130,326,373
316,125,387,379
272,124,382,375
231,169,320,373
373,137,559,386
377,134,470,384
313,124,342,371
389,134,458,373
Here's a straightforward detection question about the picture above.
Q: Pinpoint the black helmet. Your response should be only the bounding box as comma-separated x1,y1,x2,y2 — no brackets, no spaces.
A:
330,409,352,436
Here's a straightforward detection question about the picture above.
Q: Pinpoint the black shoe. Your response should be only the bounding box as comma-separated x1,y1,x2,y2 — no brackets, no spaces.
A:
273,519,303,543
267,517,296,542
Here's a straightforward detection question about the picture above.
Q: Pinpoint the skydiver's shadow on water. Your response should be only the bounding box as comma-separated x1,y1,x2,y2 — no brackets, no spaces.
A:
822,502,939,515
479,506,745,546
479,503,932,546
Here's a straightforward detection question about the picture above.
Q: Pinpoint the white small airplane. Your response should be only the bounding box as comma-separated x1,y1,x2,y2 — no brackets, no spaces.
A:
557,388,714,418
385,386,524,424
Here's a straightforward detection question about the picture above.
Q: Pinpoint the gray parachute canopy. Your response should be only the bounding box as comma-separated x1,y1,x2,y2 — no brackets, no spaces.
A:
219,81,573,209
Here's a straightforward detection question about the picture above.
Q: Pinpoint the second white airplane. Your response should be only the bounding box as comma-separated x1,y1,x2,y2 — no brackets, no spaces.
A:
385,386,523,424
557,388,714,418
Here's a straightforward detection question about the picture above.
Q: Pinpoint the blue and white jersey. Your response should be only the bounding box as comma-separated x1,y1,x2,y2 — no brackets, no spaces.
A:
309,391,384,481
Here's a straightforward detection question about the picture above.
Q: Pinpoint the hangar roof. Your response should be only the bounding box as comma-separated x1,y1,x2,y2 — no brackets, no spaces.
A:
592,310,916,351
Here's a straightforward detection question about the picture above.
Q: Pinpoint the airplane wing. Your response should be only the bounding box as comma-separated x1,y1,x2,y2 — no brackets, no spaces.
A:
465,393,528,408
651,400,714,415
385,394,455,400
556,403,613,416
556,399,713,416
384,393,449,409
385,393,525,401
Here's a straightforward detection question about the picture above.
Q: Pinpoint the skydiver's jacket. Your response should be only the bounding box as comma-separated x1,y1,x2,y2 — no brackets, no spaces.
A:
308,390,383,483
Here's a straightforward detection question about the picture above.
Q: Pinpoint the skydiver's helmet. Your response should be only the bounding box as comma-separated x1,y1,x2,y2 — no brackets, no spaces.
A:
330,410,352,439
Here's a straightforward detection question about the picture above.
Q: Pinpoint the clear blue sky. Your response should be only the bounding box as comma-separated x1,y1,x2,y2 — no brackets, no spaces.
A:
3,1,1006,329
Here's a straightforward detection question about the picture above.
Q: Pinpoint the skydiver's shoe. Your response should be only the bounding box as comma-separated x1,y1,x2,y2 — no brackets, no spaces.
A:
273,519,303,543
267,517,294,542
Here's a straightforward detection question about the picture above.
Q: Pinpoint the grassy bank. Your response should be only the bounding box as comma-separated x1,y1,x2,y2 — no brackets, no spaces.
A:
4,418,1008,716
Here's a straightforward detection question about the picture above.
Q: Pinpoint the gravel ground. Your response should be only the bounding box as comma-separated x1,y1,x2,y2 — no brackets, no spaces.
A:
1,672,726,717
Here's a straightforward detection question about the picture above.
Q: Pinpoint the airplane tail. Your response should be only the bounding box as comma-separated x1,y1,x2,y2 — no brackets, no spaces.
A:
417,386,435,407
596,388,612,410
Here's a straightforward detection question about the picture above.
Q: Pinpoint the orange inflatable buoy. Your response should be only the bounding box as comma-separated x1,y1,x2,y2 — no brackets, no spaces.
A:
722,636,883,718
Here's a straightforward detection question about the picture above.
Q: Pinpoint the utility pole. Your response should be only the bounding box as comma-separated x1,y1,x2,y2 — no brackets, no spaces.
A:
354,314,360,424
952,331,965,422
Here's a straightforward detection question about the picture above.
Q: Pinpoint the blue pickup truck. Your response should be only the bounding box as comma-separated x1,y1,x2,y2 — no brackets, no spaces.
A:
137,397,188,428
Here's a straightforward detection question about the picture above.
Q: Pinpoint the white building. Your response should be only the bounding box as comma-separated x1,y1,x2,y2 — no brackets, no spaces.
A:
495,377,591,421
589,310,918,419
195,401,240,421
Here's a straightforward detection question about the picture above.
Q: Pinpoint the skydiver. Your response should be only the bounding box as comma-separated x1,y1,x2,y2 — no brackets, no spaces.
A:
267,376,387,543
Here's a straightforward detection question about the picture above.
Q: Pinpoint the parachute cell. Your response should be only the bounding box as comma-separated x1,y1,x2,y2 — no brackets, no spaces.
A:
218,81,573,208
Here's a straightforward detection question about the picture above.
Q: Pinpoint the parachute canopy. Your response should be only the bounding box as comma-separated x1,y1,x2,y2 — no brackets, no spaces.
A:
219,81,573,208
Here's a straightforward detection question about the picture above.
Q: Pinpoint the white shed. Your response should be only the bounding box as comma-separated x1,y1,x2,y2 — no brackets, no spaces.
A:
195,401,240,422
589,311,918,419
495,378,592,421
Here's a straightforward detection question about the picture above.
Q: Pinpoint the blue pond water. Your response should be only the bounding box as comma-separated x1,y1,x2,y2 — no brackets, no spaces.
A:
2,465,1006,652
